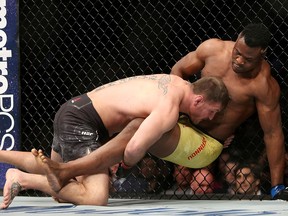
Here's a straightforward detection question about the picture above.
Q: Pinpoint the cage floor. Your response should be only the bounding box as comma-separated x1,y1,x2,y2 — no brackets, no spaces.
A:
0,196,287,215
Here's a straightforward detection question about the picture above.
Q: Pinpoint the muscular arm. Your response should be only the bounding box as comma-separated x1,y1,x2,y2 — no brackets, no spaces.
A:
256,77,285,187
171,41,209,79
123,101,179,166
171,39,225,79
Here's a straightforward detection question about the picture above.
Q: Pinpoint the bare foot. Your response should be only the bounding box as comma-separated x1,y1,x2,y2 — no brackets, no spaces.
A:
31,148,48,164
0,169,23,209
31,149,64,192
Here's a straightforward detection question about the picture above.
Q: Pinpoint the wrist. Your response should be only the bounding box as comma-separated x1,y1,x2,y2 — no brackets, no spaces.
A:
120,161,132,169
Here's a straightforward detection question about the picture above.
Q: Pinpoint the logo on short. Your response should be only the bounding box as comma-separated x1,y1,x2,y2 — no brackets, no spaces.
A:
81,131,93,136
187,137,206,160
71,97,81,103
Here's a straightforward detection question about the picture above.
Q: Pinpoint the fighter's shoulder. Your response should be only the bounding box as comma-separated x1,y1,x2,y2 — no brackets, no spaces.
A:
257,60,274,83
252,63,280,98
197,38,229,53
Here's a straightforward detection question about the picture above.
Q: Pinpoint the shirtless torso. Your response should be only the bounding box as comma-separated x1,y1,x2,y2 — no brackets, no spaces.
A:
89,74,185,136
171,36,284,187
172,39,280,140
88,74,222,137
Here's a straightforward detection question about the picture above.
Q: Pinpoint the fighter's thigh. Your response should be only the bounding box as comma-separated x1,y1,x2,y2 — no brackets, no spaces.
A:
149,124,180,158
76,169,110,206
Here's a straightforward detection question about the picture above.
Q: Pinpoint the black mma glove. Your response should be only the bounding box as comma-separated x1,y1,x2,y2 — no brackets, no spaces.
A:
271,184,288,200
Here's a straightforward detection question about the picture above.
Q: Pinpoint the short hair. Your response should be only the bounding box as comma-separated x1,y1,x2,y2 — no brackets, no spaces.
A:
239,23,271,49
192,76,230,109
234,162,262,180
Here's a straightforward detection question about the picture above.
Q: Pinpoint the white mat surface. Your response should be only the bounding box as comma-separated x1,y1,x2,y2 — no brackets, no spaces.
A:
0,196,287,215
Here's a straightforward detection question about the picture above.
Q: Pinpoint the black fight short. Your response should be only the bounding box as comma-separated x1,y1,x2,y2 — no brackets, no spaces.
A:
52,93,109,162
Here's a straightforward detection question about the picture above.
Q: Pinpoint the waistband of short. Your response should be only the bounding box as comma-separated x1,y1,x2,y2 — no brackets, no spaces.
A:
68,93,109,141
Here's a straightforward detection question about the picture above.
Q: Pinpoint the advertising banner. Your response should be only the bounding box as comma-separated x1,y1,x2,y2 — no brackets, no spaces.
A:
0,0,20,189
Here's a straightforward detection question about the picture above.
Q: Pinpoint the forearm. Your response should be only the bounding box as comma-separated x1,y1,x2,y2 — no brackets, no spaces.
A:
170,56,191,80
170,64,191,80
170,63,182,76
266,135,288,200
265,134,286,186
123,146,146,167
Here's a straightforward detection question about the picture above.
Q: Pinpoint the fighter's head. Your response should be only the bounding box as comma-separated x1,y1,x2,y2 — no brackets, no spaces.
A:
188,76,230,124
232,23,271,74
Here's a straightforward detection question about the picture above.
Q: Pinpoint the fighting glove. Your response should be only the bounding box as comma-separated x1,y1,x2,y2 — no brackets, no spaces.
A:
271,184,288,200
116,161,132,177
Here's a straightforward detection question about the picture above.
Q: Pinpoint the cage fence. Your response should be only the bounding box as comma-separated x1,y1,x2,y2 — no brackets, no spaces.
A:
19,0,288,200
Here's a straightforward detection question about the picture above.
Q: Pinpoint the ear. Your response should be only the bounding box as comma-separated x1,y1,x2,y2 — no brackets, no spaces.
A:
261,48,267,57
194,95,204,106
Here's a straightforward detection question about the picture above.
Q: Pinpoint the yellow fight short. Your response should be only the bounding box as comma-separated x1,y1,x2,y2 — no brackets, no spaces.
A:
161,123,223,168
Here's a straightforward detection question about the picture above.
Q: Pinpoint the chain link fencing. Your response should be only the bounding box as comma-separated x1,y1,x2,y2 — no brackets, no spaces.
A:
19,0,288,200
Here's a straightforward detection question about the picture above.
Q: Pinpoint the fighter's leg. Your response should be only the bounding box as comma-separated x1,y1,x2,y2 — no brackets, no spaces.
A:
1,167,110,209
1,149,66,209
36,148,111,205
0,150,47,174
2,162,110,209
1,168,55,209
148,124,180,158
54,170,110,205
35,118,144,192
30,149,65,193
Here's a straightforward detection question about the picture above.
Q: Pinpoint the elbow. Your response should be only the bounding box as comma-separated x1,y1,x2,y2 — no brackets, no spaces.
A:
123,142,146,166
124,146,133,161
123,144,140,167
171,65,181,76
171,65,188,80
170,65,177,74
